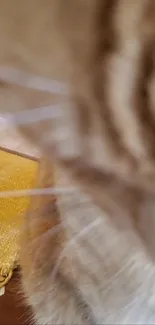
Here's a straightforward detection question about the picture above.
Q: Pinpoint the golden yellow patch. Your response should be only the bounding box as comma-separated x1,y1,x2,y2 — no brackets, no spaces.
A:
0,149,39,288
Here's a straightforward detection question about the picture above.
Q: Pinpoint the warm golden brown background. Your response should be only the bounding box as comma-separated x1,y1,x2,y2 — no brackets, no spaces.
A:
0,268,32,325
0,87,41,325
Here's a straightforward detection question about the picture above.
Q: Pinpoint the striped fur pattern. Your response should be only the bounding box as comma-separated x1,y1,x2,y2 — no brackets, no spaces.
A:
1,0,155,324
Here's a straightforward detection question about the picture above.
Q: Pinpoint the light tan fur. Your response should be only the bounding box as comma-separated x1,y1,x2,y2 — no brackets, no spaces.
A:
1,0,155,324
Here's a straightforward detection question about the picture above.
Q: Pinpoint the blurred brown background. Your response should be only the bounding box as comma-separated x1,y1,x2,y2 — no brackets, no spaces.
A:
0,268,32,325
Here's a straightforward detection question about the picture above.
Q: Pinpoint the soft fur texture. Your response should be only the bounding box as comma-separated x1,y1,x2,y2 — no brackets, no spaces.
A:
1,0,155,324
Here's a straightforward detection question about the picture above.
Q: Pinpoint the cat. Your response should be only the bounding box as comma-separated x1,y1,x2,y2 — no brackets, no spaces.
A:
1,0,155,324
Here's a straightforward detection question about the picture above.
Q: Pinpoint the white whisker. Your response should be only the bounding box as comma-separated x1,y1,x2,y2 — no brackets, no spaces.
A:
2,104,63,127
0,66,68,95
51,217,103,281
0,187,77,198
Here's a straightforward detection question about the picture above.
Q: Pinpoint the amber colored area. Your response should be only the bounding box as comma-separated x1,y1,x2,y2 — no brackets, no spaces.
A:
0,148,39,286
0,268,33,325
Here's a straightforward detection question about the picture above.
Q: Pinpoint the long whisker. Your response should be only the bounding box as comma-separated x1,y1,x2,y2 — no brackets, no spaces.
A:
30,220,101,274
0,187,77,198
0,66,68,95
2,104,63,127
51,217,103,281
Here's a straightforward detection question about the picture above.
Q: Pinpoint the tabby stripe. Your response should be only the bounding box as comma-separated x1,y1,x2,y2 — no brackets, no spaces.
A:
105,0,148,162
135,39,155,159
70,1,101,160
148,47,155,120
137,0,155,159
56,157,136,217
94,0,124,158
73,94,92,160
145,1,155,119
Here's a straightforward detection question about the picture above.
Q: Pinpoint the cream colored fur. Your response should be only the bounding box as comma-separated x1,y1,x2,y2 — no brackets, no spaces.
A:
1,1,155,324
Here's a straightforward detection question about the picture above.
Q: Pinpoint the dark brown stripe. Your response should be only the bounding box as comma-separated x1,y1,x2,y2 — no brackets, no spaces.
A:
57,156,137,219
96,0,118,56
71,0,127,164
93,0,134,160
135,39,155,158
72,94,92,159
133,1,155,159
